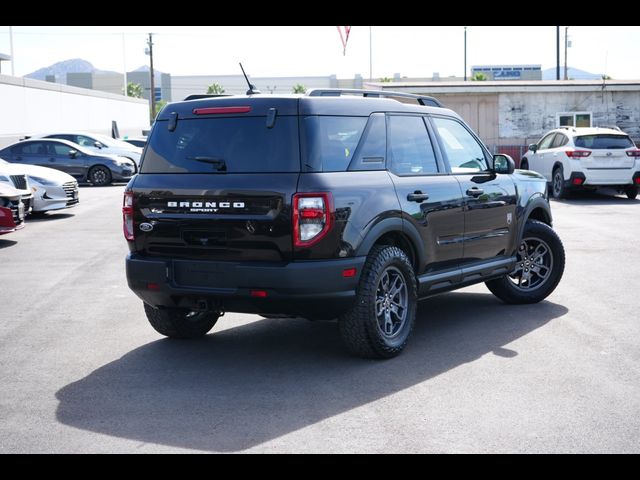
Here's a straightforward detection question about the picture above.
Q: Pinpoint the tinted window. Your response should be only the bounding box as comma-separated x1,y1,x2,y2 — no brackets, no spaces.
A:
574,135,634,149
350,113,386,171
141,117,300,173
51,143,74,155
538,133,556,150
14,142,46,154
47,134,74,143
387,116,438,176
551,133,568,148
433,117,488,173
75,135,97,147
302,116,367,172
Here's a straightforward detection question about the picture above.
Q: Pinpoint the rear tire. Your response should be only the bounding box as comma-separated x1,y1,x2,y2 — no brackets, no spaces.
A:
486,220,565,304
552,167,569,199
339,245,417,359
520,159,529,170
624,185,638,200
143,303,219,338
88,165,112,186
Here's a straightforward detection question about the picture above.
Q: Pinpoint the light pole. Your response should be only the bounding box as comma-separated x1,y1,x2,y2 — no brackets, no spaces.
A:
556,26,560,80
9,26,15,76
564,26,570,80
464,26,467,81
369,26,373,82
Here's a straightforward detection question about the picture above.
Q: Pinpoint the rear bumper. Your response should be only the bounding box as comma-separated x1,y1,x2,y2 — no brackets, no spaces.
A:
577,168,639,186
126,253,366,319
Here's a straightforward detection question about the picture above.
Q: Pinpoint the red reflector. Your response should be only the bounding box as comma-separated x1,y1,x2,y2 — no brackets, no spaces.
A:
147,283,160,291
635,177,640,185
193,106,251,115
572,177,584,186
250,290,268,298
300,208,324,219
342,268,357,278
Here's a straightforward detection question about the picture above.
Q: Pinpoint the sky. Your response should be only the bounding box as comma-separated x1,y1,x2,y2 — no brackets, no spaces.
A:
0,26,639,80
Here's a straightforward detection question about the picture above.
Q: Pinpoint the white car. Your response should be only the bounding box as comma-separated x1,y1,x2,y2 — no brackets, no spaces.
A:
521,127,640,199
0,158,78,213
0,160,33,214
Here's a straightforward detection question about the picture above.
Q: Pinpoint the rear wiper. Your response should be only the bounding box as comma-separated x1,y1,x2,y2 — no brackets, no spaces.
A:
187,156,227,171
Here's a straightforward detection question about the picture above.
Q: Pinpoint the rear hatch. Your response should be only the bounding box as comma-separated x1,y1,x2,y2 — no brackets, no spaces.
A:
575,133,636,169
132,97,300,263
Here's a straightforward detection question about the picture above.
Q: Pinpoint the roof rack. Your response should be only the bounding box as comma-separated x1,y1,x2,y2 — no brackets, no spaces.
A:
307,88,443,108
183,94,231,101
595,125,622,131
558,126,576,132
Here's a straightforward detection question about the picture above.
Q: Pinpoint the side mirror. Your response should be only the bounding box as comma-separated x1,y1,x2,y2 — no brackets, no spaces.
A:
493,154,515,174
94,141,103,149
68,149,78,159
528,143,538,153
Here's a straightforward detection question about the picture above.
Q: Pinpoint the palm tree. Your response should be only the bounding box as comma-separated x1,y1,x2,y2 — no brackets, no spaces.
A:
126,82,143,98
471,72,487,81
292,84,306,94
206,83,226,95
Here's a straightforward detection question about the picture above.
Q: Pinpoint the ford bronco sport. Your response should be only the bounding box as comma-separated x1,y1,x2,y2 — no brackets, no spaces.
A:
124,89,565,358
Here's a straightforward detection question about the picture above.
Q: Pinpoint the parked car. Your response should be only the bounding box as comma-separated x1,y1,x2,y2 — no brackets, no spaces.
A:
119,136,147,148
0,158,78,213
36,132,142,170
0,139,135,186
124,88,565,358
0,184,25,234
0,161,33,215
521,126,640,199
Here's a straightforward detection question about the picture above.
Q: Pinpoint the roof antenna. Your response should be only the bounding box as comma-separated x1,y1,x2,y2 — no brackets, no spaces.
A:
239,62,261,95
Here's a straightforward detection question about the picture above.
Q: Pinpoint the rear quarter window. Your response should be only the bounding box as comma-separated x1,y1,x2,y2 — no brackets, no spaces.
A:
302,116,367,172
140,116,300,173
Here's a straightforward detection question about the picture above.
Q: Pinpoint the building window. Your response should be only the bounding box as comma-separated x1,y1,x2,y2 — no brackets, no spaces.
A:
557,112,592,128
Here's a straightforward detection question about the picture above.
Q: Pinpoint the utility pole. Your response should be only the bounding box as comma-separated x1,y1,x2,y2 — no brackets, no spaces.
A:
147,33,156,120
564,26,569,80
464,26,467,81
369,26,373,82
122,33,127,97
556,26,560,80
9,26,15,76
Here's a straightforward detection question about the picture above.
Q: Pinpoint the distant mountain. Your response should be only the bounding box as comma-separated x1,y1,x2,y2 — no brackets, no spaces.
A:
25,59,118,82
542,67,603,80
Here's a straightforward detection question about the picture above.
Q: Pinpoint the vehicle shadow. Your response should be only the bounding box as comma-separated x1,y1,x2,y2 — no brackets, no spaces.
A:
552,188,639,205
27,213,75,222
55,292,568,452
0,239,17,249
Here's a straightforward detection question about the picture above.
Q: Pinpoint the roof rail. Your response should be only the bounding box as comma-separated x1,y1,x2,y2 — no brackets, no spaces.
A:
183,94,231,101
596,125,622,131
558,126,576,131
307,88,443,108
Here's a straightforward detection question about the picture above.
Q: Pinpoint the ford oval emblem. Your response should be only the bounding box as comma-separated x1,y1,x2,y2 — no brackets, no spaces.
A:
139,222,154,232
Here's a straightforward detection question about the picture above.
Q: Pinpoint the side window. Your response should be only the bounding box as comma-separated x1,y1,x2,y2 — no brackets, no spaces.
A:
349,113,386,171
302,116,367,172
11,144,25,155
75,135,95,147
538,133,556,150
432,117,488,173
52,143,74,156
17,142,46,155
551,133,567,148
387,115,438,176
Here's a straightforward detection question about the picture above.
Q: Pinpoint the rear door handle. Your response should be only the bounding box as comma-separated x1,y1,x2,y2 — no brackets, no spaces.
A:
466,187,484,197
407,191,429,203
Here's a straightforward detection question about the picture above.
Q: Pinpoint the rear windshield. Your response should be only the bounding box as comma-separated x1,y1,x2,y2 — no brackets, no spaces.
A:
302,116,368,172
574,134,634,149
140,116,300,173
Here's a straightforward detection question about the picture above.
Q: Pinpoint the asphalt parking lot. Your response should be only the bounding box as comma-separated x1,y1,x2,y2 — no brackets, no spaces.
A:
0,185,639,453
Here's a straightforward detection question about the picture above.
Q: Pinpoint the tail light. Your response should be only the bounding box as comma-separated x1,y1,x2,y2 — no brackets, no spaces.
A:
293,192,333,247
626,149,640,157
123,191,134,241
565,150,591,158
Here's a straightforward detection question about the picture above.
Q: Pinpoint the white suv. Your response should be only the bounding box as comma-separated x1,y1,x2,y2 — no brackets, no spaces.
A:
521,127,640,199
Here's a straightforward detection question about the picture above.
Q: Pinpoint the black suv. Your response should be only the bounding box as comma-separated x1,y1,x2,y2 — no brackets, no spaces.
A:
124,89,565,358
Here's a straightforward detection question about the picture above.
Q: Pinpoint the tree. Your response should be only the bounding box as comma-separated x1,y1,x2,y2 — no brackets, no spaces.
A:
602,74,612,80
126,82,143,98
206,83,226,95
155,100,168,113
471,72,487,81
292,83,306,94
379,77,393,83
